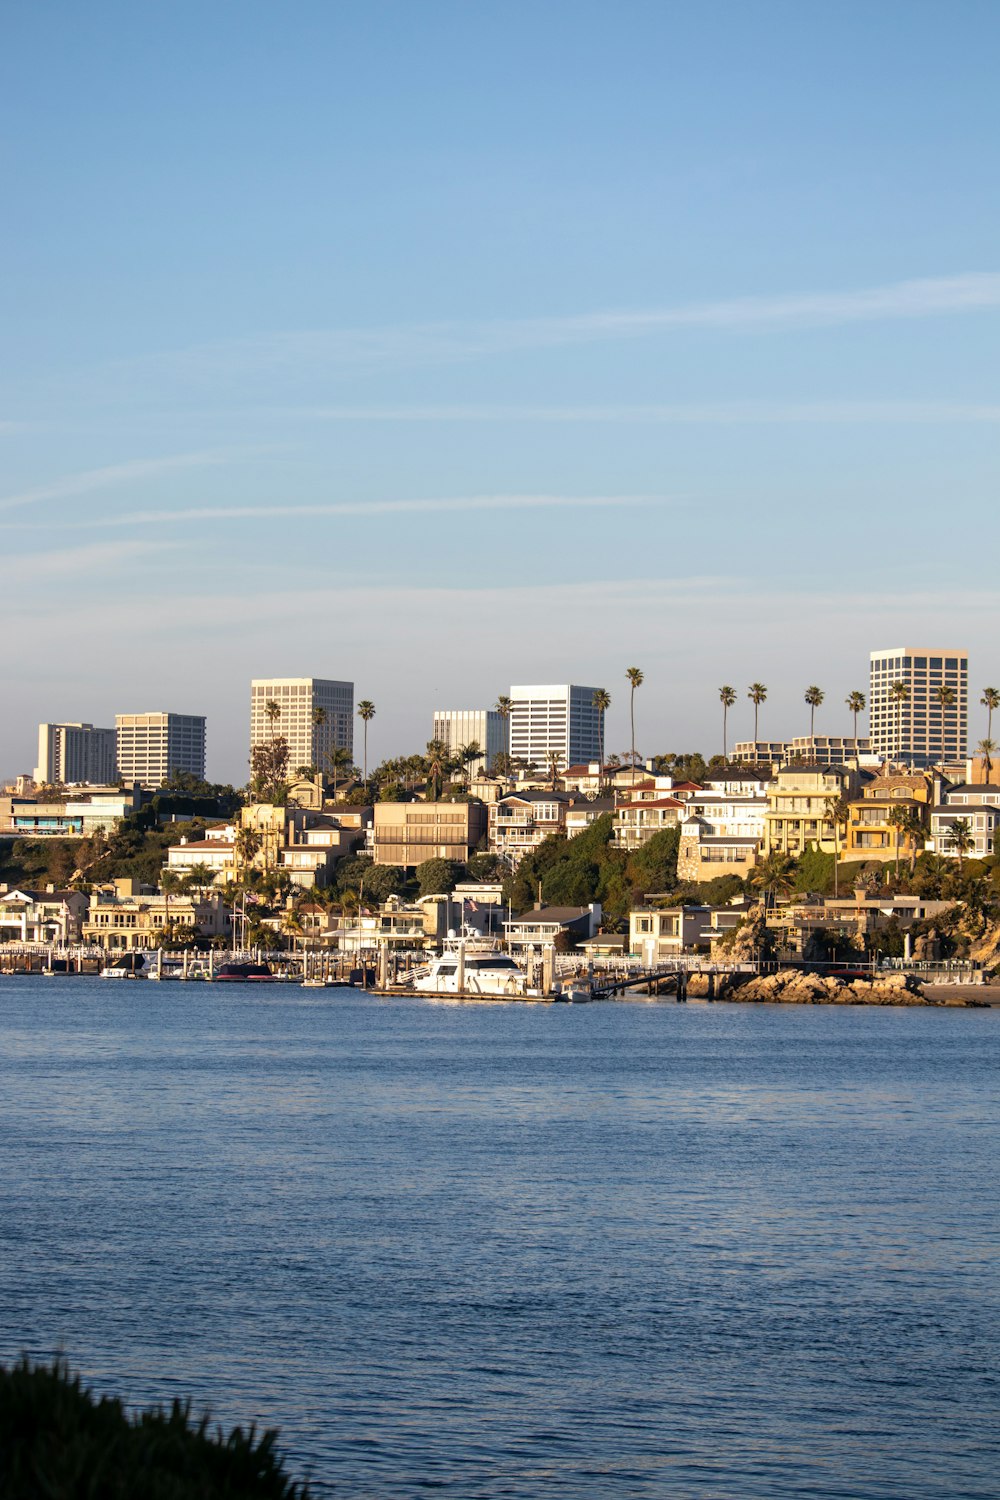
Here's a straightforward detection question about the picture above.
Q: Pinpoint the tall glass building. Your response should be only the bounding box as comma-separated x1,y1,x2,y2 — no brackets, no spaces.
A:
868,648,968,767
250,678,354,776
508,684,604,771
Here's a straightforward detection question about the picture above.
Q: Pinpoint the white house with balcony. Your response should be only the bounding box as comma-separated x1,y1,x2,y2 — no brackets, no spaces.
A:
930,783,1000,859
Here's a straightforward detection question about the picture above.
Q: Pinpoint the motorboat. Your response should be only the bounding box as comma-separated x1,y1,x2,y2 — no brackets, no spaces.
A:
409,951,530,998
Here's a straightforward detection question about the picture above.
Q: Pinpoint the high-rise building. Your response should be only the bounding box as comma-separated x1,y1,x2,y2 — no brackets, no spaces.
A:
34,723,116,785
508,684,604,771
431,709,505,776
869,648,968,768
249,678,353,777
116,712,207,786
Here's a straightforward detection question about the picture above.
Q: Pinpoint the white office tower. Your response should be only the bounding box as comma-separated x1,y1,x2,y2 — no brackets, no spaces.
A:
34,723,116,785
250,678,354,775
869,648,968,767
116,712,207,786
432,709,505,776
509,684,604,770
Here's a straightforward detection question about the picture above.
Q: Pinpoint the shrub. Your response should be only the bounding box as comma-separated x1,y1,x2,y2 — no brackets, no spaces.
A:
0,1358,310,1498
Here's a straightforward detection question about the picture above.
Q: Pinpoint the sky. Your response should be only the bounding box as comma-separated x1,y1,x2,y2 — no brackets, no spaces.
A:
1,1,998,782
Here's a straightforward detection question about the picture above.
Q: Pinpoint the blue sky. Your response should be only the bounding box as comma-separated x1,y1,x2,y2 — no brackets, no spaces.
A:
2,1,998,780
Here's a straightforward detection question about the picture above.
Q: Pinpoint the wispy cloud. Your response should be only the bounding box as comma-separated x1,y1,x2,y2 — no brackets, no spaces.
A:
105,272,1000,385
0,447,268,515
286,399,1000,425
9,539,175,576
85,493,667,529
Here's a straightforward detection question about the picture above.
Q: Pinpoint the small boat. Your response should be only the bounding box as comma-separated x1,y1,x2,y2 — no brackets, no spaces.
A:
214,962,274,983
100,953,148,980
301,977,329,989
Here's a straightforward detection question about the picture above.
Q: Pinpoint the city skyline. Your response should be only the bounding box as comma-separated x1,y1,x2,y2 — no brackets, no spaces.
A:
10,647,1000,786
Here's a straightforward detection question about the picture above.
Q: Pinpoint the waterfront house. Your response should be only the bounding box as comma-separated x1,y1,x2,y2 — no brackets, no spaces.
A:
0,886,88,944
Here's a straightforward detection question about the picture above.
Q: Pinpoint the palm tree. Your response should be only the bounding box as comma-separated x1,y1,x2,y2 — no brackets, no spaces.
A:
719,685,736,763
981,687,1000,742
804,685,824,739
626,667,644,785
460,740,482,785
749,851,797,910
159,869,184,940
265,699,281,739
888,681,910,765
946,816,974,871
357,701,376,783
901,806,927,876
547,751,561,792
591,688,611,788
748,683,767,746
978,737,997,783
326,744,353,799
494,694,512,773
846,691,866,759
824,794,850,898
425,739,449,800
887,803,910,878
183,862,215,896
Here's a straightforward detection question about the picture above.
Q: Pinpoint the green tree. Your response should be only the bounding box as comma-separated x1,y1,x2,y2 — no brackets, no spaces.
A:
977,737,996,781
824,793,850,897
626,667,644,784
804,684,824,738
888,681,910,765
846,690,866,757
981,686,1000,741
356,701,376,783
748,683,767,745
945,817,975,871
591,688,611,787
887,803,910,876
750,851,797,908
494,695,512,773
326,745,353,799
425,739,449,800
416,858,461,897
718,686,736,763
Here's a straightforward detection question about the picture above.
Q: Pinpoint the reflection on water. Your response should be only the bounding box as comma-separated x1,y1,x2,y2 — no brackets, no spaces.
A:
1,978,998,1497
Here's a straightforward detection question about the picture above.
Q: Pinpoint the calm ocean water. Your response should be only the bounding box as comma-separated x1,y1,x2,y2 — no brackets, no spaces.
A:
0,976,997,1497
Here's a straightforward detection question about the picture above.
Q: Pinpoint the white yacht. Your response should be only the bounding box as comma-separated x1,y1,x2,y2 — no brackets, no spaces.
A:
409,950,531,998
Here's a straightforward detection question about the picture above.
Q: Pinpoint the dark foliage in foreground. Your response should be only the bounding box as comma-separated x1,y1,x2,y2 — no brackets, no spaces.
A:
0,1359,311,1499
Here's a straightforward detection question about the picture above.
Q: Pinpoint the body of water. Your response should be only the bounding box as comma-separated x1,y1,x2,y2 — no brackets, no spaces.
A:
1,975,997,1497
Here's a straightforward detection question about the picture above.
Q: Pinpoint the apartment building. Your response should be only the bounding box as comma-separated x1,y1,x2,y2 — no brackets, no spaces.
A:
250,678,354,775
431,709,505,776
844,772,931,864
869,648,968,767
930,783,1000,860
116,712,206,786
508,684,603,771
372,800,487,868
35,723,116,785
763,765,858,857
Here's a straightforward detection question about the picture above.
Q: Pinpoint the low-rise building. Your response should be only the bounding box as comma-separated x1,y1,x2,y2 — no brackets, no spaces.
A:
372,800,487,868
0,785,143,837
490,792,571,863
930,783,1000,859
83,878,229,950
629,903,745,961
614,796,686,850
0,886,89,944
233,803,369,887
763,765,859,857
504,903,602,952
844,772,931,864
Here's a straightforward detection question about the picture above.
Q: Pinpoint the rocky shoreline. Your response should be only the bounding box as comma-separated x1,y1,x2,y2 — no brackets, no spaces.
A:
687,969,991,1007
